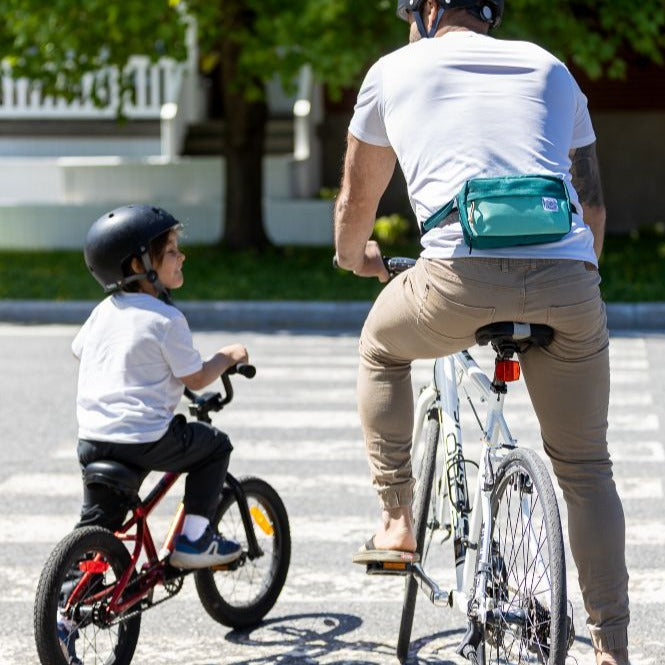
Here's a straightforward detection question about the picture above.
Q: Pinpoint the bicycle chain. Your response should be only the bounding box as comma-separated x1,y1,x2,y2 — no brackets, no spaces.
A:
103,575,186,627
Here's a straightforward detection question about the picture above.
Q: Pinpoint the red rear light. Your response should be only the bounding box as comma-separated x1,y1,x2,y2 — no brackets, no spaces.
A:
79,560,109,574
495,360,520,382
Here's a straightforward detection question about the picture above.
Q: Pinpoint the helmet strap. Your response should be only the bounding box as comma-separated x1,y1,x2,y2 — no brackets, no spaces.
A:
415,5,445,38
139,251,170,300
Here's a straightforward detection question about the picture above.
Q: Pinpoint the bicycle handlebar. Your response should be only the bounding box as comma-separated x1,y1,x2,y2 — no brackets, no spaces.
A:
383,256,416,277
226,362,257,379
185,363,256,423
332,254,416,279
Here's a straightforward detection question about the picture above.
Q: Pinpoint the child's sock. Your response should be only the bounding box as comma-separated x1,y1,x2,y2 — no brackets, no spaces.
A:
181,514,209,542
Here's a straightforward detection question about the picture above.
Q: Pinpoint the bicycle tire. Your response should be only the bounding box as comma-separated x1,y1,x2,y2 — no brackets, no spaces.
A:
34,526,141,665
396,412,439,663
195,476,290,629
480,448,566,665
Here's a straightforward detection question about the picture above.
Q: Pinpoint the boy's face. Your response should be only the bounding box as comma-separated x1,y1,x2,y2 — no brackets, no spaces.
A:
155,231,185,290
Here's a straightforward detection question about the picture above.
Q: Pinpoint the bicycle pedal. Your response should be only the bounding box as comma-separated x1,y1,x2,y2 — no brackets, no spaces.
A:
211,553,246,572
365,561,413,576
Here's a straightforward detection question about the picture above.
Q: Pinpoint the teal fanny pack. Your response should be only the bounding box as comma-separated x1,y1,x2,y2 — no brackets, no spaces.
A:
422,174,573,250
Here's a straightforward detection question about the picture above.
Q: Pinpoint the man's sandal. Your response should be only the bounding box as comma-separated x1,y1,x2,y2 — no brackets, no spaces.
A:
352,536,419,575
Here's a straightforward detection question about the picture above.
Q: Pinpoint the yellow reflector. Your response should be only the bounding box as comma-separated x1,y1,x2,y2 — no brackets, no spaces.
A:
250,506,274,535
383,562,407,570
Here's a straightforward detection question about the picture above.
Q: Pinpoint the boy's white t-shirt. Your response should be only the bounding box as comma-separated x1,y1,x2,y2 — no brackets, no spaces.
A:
72,292,203,443
349,32,598,264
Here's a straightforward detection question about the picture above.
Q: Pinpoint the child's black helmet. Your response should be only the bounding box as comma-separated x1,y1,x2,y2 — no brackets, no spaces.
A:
84,204,180,293
396,0,504,29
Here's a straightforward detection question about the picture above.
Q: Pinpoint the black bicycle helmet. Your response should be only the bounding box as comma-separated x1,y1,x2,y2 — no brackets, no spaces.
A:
84,204,181,295
397,0,504,37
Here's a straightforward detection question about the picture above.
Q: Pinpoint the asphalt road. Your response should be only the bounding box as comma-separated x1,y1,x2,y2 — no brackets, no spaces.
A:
1,324,664,665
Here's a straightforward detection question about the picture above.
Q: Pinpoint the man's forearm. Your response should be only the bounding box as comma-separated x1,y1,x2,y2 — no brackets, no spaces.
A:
570,142,606,260
333,134,397,272
334,192,378,271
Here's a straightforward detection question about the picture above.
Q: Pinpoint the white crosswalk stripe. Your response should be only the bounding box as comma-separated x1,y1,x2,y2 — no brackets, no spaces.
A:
2,328,664,664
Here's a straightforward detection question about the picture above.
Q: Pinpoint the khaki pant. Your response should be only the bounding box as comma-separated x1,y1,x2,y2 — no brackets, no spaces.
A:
358,257,629,651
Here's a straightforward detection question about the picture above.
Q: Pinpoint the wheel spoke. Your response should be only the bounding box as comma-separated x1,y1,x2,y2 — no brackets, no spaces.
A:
482,450,566,664
34,527,141,665
194,478,290,629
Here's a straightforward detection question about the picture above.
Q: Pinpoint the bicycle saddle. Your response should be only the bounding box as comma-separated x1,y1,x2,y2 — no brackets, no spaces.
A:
475,322,554,355
83,460,148,496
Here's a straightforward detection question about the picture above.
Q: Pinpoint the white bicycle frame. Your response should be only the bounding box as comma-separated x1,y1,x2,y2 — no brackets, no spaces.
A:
411,347,547,624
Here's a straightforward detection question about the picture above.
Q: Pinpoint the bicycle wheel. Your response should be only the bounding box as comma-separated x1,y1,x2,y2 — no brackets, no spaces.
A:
195,476,290,629
34,526,141,665
397,411,439,663
480,448,566,665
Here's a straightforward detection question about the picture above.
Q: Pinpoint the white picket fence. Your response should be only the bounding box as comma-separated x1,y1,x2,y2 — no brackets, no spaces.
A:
0,56,185,119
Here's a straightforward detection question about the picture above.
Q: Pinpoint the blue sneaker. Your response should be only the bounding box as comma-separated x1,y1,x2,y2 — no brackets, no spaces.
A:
170,527,242,569
57,618,83,665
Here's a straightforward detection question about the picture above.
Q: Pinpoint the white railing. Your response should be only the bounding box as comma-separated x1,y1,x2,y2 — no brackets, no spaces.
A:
0,56,185,119
159,18,202,161
291,64,323,198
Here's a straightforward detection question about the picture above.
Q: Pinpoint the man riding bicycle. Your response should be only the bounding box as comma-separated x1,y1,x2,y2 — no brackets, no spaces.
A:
333,2,629,664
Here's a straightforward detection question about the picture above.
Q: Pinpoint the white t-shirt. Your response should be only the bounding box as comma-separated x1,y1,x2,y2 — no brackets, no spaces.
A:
72,292,203,443
349,32,598,264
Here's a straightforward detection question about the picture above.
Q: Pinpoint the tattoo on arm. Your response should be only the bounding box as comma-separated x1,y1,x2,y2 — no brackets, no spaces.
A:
570,143,604,207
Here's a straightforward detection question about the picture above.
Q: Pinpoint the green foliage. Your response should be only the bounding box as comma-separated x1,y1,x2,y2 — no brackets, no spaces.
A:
500,1,665,79
0,0,186,105
1,1,663,115
373,214,411,246
180,0,404,100
0,0,403,106
318,187,339,200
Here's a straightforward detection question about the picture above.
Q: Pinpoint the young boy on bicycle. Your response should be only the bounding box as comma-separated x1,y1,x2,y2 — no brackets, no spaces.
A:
72,203,246,570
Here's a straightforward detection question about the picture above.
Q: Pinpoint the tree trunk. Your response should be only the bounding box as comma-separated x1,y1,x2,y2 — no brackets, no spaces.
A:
220,40,270,250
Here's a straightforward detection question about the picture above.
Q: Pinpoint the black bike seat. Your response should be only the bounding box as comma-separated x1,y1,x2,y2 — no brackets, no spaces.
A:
83,460,148,496
475,322,554,354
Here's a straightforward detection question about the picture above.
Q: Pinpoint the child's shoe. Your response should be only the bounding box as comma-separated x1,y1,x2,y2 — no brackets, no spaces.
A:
57,618,83,665
170,527,242,569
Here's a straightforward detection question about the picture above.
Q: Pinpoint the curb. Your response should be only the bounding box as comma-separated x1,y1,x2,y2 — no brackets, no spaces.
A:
0,300,663,332
0,300,372,332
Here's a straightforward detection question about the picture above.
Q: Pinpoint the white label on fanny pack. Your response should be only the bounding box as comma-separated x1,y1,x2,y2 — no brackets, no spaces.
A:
542,197,559,212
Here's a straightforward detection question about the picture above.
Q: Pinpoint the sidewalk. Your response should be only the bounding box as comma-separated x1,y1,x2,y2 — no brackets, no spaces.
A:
0,299,664,332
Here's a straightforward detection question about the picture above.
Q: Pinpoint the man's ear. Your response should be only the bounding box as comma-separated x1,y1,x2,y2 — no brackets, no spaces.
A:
425,0,441,31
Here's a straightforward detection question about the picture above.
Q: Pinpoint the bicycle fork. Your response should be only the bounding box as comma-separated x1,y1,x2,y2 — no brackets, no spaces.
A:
224,473,264,560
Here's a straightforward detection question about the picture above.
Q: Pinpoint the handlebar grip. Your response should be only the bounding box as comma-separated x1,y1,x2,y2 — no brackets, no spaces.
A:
385,257,417,275
228,363,256,378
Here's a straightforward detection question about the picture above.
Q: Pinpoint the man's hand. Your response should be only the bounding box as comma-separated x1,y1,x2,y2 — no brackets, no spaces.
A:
336,240,389,282
346,240,390,282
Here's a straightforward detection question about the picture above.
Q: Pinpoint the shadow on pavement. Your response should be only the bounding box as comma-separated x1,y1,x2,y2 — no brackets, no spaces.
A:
223,612,471,663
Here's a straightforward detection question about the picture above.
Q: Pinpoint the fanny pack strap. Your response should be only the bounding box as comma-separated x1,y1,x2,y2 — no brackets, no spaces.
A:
421,198,457,235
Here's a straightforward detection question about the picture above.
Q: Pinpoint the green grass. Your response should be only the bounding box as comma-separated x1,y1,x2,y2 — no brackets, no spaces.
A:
0,244,390,301
599,226,665,301
1,227,664,302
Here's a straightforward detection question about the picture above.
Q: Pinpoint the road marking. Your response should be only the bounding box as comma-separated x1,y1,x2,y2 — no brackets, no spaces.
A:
616,477,663,500
610,441,665,462
0,324,79,337
0,474,82,496
626,522,665,545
